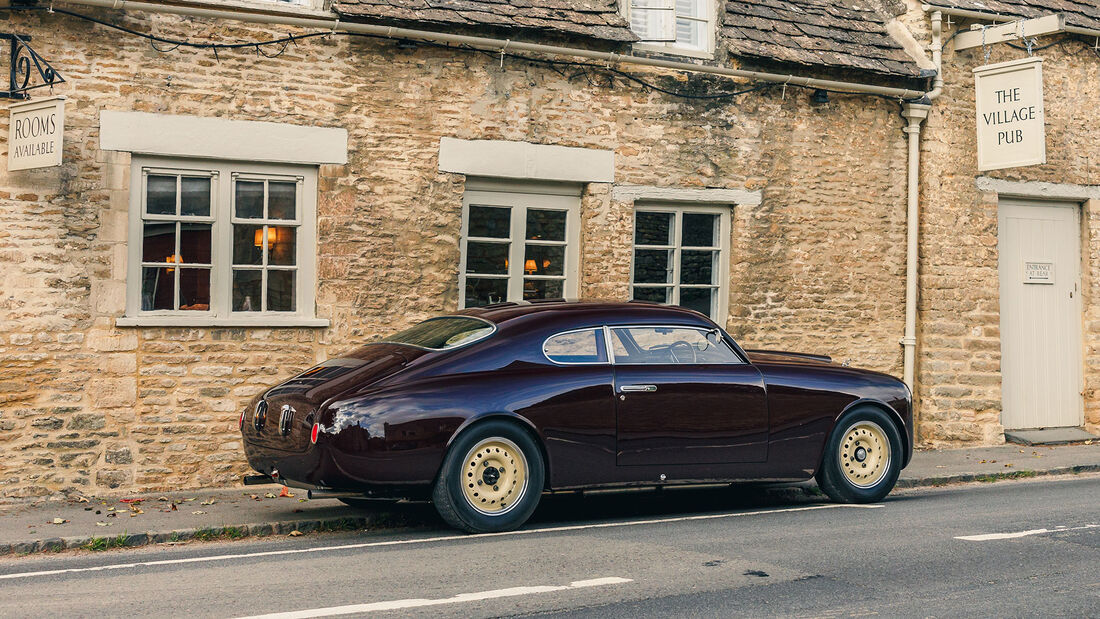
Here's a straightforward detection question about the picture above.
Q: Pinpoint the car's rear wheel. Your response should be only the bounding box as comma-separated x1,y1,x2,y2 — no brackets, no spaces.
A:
816,408,902,503
432,420,544,533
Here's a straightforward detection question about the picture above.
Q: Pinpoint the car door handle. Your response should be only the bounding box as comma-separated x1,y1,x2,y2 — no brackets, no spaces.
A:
620,384,657,393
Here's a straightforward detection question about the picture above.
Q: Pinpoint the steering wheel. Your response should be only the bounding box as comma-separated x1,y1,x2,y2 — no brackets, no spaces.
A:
668,340,698,364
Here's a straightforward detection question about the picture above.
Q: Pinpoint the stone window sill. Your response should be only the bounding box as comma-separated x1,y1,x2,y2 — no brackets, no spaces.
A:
115,316,330,328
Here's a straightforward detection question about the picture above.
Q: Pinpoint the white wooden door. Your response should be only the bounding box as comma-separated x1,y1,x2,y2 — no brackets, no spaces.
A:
998,199,1083,430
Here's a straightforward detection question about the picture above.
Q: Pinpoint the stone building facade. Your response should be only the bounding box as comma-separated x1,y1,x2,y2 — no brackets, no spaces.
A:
0,0,1095,499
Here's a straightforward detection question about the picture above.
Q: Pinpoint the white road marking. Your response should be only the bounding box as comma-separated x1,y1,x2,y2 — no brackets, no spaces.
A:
234,576,633,619
0,503,882,582
955,524,1098,541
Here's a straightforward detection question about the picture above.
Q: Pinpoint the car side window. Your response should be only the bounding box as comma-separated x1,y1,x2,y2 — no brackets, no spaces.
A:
610,327,742,364
543,328,609,364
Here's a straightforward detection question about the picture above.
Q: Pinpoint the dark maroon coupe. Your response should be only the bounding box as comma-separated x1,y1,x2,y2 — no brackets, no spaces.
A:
241,300,912,532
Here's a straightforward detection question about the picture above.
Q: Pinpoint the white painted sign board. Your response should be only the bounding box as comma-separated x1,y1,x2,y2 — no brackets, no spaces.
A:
7,96,65,171
1024,261,1054,284
973,57,1045,172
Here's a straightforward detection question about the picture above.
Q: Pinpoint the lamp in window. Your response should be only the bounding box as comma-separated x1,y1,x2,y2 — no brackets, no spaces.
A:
254,227,278,248
524,259,537,274
164,254,181,273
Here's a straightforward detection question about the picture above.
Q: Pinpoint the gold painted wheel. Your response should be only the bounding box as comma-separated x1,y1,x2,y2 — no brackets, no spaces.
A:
460,437,528,516
839,421,892,489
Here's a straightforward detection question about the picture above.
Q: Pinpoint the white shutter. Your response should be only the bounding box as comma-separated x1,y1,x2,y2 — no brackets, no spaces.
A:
630,0,676,42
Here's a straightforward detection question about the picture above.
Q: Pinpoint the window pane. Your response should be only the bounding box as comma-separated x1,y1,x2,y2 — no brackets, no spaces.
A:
269,182,297,220
180,223,212,264
675,0,702,18
633,249,672,284
383,317,495,350
544,329,607,364
466,241,509,274
180,177,211,217
681,250,716,285
179,269,210,311
268,270,295,312
233,270,262,311
675,17,705,47
464,277,508,307
682,213,718,247
611,326,722,364
235,181,264,219
632,286,670,303
635,211,673,245
523,278,563,300
525,209,566,241
147,175,176,215
141,266,174,311
524,244,565,276
468,205,510,239
233,225,264,265
679,287,715,317
630,7,674,41
142,222,176,263
268,226,297,266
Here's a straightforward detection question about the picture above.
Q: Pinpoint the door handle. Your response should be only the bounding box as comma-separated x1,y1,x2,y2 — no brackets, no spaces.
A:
620,384,658,393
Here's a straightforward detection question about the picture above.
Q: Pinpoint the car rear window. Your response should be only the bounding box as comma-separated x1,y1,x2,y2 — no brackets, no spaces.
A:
381,316,495,350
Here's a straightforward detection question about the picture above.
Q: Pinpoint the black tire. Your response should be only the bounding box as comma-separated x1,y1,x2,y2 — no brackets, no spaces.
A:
815,407,903,503
432,420,545,533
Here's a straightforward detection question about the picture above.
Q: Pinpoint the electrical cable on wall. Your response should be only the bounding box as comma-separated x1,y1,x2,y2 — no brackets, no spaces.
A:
2,5,921,103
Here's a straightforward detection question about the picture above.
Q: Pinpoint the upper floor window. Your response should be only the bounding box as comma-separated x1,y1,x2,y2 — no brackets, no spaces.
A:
625,0,716,56
459,183,581,308
125,157,320,326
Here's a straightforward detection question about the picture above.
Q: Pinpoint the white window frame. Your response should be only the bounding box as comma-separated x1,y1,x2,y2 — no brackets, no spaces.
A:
630,204,731,322
120,156,324,327
179,0,331,15
459,180,582,309
624,0,718,59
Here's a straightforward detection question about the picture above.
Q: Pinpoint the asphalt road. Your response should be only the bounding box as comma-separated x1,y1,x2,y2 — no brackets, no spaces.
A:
0,476,1096,618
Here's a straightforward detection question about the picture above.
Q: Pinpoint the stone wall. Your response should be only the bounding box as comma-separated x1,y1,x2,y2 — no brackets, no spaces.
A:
0,7,911,499
916,32,1100,444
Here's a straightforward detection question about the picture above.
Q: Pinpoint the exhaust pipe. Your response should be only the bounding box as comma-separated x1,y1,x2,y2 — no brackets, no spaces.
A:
307,489,366,500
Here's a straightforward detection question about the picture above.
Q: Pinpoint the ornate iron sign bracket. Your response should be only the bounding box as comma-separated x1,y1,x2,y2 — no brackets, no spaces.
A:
1,34,66,100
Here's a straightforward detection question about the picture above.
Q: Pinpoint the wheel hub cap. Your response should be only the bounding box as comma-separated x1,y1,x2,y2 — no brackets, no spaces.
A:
461,438,528,515
839,421,891,489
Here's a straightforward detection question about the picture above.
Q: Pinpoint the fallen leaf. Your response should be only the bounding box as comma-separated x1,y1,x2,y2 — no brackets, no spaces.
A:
182,498,196,502
979,460,987,463
990,460,997,463
297,498,307,503
200,498,216,506
192,510,206,515
264,493,277,499
157,496,170,502
96,522,110,527
51,518,68,525
76,496,90,503
120,498,144,504
1004,463,1013,467
250,494,261,501
170,503,178,512
288,530,303,537
106,512,117,518
278,487,294,498
935,465,947,468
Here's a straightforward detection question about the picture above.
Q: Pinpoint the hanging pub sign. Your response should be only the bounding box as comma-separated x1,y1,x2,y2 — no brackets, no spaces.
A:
7,96,65,171
973,57,1046,172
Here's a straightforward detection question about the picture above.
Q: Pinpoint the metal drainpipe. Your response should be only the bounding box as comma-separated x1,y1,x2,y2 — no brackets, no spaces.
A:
900,10,943,392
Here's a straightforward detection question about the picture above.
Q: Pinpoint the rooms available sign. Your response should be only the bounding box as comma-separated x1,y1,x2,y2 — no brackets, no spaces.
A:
973,57,1045,172
7,96,65,171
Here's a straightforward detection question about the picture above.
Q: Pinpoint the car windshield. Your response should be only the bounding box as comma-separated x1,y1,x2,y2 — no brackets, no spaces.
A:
380,316,495,350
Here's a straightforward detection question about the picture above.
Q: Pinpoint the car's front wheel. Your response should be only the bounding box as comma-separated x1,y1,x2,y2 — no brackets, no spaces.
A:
816,408,902,503
432,420,545,533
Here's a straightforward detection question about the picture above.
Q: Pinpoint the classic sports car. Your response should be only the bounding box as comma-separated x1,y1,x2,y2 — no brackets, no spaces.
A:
241,300,912,533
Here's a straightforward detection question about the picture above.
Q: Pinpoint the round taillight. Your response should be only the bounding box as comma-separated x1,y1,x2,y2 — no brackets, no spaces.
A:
310,423,320,444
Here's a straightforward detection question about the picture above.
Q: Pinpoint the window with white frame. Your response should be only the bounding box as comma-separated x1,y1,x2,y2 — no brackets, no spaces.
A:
626,0,715,54
630,206,730,320
127,157,318,324
459,184,581,308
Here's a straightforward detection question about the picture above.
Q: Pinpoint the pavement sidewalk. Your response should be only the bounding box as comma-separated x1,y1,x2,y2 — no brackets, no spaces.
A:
1,442,1096,556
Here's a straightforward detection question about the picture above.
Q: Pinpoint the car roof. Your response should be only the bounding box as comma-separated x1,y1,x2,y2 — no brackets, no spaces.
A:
456,299,715,329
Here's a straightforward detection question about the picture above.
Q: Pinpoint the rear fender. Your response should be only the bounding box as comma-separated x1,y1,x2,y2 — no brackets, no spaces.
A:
439,412,551,489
